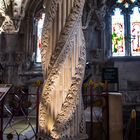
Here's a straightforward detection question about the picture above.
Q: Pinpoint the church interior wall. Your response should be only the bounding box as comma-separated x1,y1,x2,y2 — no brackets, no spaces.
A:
0,0,139,104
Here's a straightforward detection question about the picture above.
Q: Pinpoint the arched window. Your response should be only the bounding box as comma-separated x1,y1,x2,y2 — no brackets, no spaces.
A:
110,0,140,57
36,13,45,63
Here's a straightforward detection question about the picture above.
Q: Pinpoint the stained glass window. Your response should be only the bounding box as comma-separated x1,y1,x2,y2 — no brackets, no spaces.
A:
111,0,140,57
36,13,45,62
112,8,125,56
130,7,140,56
117,0,136,3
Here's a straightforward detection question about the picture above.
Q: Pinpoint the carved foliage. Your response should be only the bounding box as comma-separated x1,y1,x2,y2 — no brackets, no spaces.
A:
40,0,61,76
39,0,86,139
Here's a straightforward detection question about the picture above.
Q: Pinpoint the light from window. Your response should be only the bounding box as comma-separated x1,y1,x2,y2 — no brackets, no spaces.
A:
36,13,45,63
112,8,125,56
117,0,123,3
124,2,129,8
130,7,140,56
130,0,136,2
117,0,136,3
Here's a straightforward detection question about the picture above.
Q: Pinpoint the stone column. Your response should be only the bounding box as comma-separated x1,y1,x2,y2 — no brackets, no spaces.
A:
3,33,19,84
39,0,87,139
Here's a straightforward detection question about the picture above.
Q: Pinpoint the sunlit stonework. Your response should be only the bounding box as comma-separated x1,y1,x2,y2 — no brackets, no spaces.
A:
39,0,87,139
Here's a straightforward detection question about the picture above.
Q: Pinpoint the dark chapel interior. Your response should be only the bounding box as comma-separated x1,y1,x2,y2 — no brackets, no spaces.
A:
0,0,140,140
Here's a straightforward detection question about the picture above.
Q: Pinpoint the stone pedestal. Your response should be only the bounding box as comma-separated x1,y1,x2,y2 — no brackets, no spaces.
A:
109,92,123,140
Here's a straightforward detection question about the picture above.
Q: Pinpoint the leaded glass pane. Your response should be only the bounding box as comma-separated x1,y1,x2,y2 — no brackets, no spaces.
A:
130,0,136,2
112,8,125,56
36,13,45,62
130,7,140,56
124,3,129,8
117,0,136,3
117,0,124,3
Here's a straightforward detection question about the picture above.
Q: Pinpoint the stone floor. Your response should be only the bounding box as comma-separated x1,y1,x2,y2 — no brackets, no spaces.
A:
2,116,36,140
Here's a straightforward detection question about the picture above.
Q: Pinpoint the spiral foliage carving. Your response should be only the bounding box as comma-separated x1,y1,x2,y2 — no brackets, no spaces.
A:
39,0,87,139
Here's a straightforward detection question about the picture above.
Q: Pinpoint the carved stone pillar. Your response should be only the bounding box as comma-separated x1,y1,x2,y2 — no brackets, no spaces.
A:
39,0,87,139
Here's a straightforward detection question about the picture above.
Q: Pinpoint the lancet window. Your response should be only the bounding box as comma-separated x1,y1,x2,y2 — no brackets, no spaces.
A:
111,0,140,56
36,13,45,62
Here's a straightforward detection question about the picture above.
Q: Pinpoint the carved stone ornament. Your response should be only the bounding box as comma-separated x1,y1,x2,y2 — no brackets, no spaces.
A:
94,0,107,30
82,0,107,30
13,52,23,64
0,0,28,33
0,52,9,64
39,0,87,139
